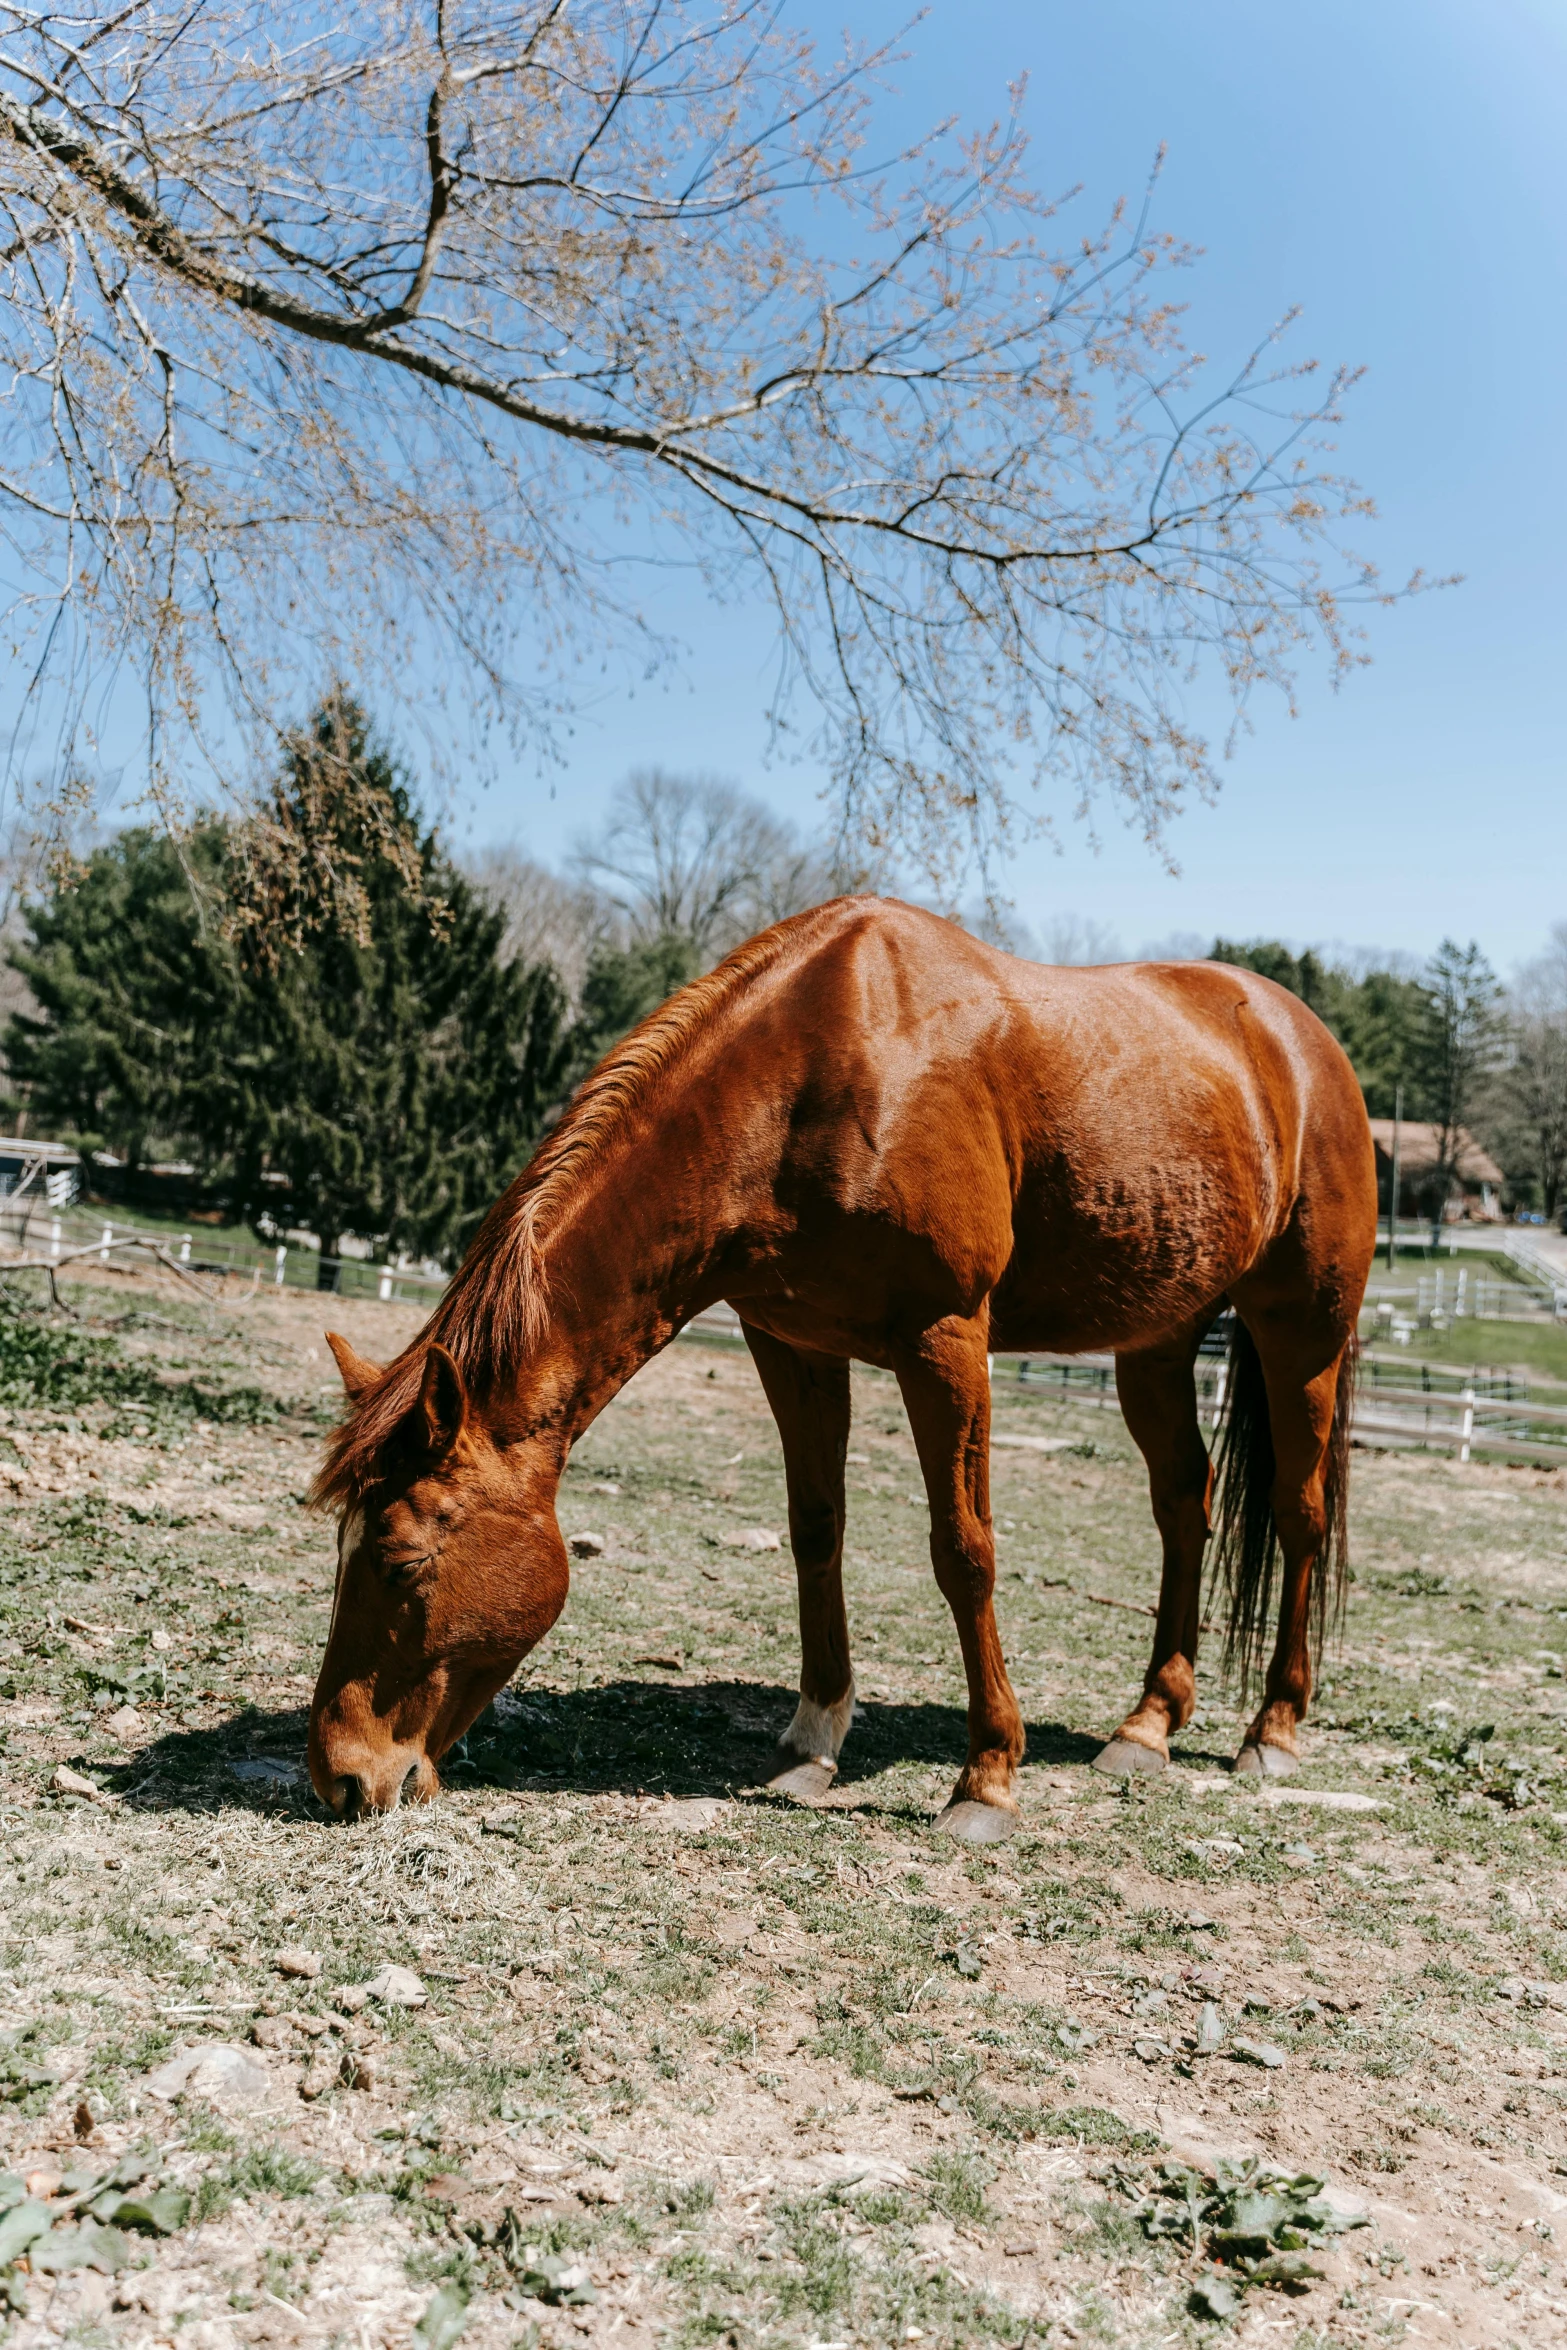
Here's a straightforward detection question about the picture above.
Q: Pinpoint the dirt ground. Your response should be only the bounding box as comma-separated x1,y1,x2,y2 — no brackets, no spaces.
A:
1,1267,1565,2350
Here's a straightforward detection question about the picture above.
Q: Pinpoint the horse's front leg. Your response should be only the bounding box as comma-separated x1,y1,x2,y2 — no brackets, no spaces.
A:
895,1312,1025,1844
1093,1330,1214,1779
741,1323,855,1800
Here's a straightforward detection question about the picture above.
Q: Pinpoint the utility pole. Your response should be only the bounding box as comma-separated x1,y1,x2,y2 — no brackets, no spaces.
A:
1386,1083,1402,1268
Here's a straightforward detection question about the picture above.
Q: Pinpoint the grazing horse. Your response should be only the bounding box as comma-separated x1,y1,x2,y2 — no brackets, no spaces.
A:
308,897,1376,1841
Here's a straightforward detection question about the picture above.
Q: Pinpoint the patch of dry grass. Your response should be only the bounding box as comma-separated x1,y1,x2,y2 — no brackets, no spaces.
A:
0,1272,1564,2346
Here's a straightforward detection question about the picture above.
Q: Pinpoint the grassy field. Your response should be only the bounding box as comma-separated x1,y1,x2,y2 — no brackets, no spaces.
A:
0,1270,1565,2349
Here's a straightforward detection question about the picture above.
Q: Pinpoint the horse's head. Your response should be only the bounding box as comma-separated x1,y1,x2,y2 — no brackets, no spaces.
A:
307,1331,568,1816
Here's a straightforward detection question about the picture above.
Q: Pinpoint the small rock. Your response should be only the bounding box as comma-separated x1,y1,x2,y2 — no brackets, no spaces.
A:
1293,1997,1324,2020
586,1480,621,1496
1195,2001,1226,2056
274,1946,322,1980
149,1629,171,1652
1133,2036,1174,2062
101,1706,145,1741
1131,1987,1169,2017
1231,2035,1286,2069
647,1796,727,1832
568,1531,606,1558
344,2049,379,2093
298,2049,342,2102
51,1764,102,1801
24,2169,63,2199
723,1527,782,1550
1281,1841,1318,1868
1186,1965,1225,1996
143,2043,272,2105
1498,1976,1567,2011
230,1756,300,1785
334,1983,371,2013
251,2017,294,2050
1183,1909,1219,1932
364,1964,427,2008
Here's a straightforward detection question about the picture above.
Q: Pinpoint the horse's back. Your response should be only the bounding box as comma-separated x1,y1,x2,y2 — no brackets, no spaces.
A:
725,899,1375,1352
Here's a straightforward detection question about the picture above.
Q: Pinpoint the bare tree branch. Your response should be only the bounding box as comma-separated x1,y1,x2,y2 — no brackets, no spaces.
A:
0,2,1431,881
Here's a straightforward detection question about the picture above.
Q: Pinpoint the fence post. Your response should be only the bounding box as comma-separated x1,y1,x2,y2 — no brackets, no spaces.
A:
378,1269,393,1302
99,1222,112,1263
49,1217,60,1262
1211,1355,1229,1426
1459,1384,1475,1465
179,1232,191,1265
274,1244,287,1287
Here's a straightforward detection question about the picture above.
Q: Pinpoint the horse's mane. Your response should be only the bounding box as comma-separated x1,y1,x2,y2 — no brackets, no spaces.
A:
311,912,815,1510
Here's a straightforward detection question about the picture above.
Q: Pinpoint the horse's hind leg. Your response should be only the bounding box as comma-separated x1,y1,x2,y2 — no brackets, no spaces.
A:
1092,1321,1215,1780
1232,1330,1352,1779
741,1324,854,1800
894,1312,1025,1844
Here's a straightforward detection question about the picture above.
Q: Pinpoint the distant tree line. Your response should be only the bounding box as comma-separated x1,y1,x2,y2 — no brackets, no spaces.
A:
3,692,1562,1266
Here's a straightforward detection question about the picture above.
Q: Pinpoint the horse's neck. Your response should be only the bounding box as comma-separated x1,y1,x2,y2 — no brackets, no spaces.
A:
524,1137,744,1441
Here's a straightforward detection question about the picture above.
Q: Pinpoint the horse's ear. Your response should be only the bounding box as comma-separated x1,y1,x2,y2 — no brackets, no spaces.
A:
326,1330,381,1399
420,1344,468,1457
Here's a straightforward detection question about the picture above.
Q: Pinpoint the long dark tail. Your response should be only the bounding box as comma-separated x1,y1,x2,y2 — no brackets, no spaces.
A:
1210,1320,1357,1696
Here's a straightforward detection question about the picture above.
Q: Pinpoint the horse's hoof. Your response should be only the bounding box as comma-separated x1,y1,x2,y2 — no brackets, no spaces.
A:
1091,1737,1168,1780
1234,1741,1299,1779
934,1799,1018,1846
766,1754,837,1803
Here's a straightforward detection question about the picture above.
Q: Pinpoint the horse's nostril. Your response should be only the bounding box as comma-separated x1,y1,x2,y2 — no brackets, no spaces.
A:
335,1775,368,1821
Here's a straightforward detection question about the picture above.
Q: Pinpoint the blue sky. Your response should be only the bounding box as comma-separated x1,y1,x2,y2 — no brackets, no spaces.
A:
10,3,1561,971
452,0,1566,972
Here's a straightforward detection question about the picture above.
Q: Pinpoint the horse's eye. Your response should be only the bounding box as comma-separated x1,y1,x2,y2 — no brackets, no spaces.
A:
381,1549,432,1588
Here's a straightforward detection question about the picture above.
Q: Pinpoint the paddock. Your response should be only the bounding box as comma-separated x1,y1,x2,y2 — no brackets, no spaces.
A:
0,1269,1563,2347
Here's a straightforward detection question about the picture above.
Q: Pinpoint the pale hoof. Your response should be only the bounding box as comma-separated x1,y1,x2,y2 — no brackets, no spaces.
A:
1234,1741,1299,1779
766,1754,837,1803
1091,1736,1168,1780
934,1798,1018,1846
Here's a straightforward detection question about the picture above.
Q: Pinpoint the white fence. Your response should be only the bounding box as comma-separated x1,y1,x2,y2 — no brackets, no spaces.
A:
0,1200,448,1308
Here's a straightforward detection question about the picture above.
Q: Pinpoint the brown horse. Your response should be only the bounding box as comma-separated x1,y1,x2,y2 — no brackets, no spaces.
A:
308,897,1377,1841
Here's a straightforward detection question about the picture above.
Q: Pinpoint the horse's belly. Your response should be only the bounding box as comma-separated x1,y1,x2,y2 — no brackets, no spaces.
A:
990,1151,1264,1352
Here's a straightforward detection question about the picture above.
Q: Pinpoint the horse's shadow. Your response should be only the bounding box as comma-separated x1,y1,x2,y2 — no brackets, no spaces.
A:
102,1678,1108,1817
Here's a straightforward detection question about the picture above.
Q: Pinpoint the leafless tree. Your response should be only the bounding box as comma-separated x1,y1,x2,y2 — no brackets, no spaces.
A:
0,2,1423,881
571,768,832,962
1035,913,1125,966
464,845,613,1005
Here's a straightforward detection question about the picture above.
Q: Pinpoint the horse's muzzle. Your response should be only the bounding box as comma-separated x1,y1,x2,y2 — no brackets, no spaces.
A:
311,1739,438,1817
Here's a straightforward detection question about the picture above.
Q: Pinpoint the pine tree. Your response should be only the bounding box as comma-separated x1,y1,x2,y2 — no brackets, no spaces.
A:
6,693,573,1275
3,823,239,1170
216,693,571,1279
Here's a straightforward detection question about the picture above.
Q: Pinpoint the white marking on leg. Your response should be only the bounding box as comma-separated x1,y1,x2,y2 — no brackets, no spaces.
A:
780,1684,855,1766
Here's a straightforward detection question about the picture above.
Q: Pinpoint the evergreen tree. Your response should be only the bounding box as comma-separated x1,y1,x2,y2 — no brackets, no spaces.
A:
1417,938,1503,1227
6,693,573,1276
4,823,239,1171
215,694,571,1278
